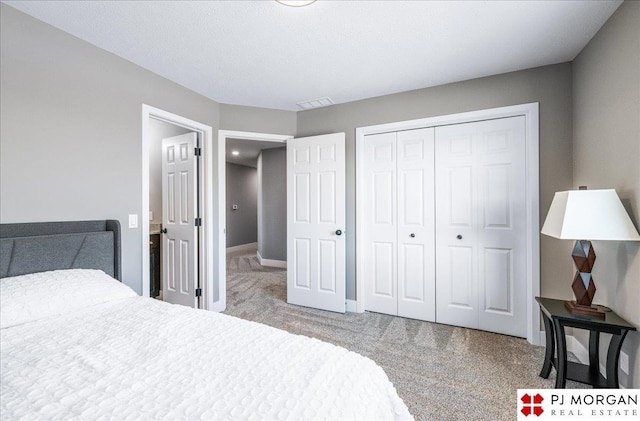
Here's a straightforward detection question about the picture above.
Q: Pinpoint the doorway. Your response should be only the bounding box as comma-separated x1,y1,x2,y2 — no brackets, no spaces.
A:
225,136,288,265
218,130,293,311
141,105,214,309
218,130,347,314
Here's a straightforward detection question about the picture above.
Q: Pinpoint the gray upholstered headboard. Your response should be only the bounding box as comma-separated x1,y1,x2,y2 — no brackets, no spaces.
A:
0,220,121,281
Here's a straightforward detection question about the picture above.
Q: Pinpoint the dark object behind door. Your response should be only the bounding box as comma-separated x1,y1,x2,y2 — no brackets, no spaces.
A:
150,234,161,297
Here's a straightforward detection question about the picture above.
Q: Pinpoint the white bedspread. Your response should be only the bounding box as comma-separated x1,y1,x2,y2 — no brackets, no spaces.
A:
0,270,412,420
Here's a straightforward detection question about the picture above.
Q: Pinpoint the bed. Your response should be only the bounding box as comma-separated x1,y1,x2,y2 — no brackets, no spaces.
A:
0,220,412,420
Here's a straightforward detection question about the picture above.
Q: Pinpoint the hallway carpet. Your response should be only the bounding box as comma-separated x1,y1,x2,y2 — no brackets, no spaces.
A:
223,249,579,421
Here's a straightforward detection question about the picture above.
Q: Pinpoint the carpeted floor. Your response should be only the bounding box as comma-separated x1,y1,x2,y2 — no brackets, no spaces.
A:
223,248,579,421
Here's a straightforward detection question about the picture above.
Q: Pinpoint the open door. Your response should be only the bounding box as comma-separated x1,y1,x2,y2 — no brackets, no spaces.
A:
162,132,199,308
287,133,346,313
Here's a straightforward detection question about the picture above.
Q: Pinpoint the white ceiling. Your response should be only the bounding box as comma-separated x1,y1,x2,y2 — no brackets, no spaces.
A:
226,138,285,168
4,0,622,111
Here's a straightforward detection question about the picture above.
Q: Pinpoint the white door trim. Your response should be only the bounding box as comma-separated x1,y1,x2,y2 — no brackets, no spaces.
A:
217,130,293,311
142,105,213,309
355,102,541,345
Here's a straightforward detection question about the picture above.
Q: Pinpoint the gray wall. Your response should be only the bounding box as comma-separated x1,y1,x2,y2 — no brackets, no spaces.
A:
149,119,192,224
297,63,575,300
220,103,297,135
226,163,258,248
572,0,640,388
257,148,287,261
0,5,220,294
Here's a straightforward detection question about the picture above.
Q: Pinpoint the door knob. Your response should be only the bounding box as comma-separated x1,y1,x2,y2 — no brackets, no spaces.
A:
410,233,416,238
456,234,463,240
335,229,342,236
161,228,167,234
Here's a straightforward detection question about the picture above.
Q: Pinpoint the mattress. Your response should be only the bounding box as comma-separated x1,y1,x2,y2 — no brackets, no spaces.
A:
0,269,412,420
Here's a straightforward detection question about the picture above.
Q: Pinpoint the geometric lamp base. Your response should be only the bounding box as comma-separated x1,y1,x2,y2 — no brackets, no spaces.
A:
566,240,606,318
571,240,597,306
564,300,606,319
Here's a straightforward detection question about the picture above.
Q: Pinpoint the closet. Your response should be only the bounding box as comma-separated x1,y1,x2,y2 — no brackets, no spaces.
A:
361,116,527,338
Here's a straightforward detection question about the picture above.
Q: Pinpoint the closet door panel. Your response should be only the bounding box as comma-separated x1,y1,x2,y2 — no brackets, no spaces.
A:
373,242,394,297
448,246,474,308
363,132,398,315
435,117,527,338
435,128,479,330
397,128,435,322
483,248,512,312
400,244,425,300
476,116,527,337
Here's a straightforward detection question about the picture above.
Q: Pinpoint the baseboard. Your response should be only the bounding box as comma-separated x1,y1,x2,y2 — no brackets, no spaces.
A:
256,251,287,268
226,242,257,253
346,299,357,312
539,330,546,347
541,330,590,363
566,334,589,364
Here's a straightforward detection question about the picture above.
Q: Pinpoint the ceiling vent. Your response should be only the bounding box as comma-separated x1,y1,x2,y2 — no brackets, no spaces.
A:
296,97,335,110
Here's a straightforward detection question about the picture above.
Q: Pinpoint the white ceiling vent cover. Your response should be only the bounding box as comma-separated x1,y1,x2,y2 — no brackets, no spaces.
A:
296,97,335,110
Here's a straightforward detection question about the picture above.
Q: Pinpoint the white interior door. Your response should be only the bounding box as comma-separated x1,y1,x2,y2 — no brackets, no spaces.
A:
396,128,436,321
287,133,346,313
362,132,398,316
435,116,527,337
162,132,198,308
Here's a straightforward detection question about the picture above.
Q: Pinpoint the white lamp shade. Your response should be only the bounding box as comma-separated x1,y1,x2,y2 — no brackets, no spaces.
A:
541,189,640,241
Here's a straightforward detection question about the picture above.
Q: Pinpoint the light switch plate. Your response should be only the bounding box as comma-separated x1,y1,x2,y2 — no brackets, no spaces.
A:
149,210,153,221
129,214,138,228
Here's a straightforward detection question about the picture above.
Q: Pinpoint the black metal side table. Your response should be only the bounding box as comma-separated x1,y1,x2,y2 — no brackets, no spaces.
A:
535,297,636,388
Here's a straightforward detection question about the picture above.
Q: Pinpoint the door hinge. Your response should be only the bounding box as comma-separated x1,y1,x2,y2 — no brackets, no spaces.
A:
195,288,202,297
194,147,201,156
195,217,202,227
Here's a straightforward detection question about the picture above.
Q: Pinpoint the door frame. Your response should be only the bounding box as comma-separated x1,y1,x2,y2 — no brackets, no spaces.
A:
142,105,213,309
355,102,541,345
217,130,293,311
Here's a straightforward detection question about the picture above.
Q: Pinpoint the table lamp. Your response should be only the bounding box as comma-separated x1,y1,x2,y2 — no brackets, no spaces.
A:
541,188,640,318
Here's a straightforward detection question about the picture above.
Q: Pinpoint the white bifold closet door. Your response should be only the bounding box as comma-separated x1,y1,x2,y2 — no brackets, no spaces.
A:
362,128,436,322
435,116,527,337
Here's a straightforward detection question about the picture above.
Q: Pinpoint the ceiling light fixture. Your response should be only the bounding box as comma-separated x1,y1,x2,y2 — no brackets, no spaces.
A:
276,0,316,7
231,151,240,156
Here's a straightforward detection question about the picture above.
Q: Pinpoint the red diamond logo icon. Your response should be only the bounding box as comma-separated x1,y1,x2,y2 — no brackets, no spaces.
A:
520,393,544,417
